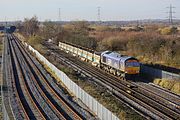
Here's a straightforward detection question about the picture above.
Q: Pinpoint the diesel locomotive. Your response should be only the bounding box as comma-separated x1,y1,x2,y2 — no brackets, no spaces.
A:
59,41,140,80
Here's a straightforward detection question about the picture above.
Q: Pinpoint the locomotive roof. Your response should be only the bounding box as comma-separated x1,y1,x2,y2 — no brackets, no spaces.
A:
102,51,122,57
102,51,137,62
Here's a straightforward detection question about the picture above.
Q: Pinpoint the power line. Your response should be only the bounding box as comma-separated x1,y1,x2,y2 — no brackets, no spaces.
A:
59,8,61,22
167,4,175,26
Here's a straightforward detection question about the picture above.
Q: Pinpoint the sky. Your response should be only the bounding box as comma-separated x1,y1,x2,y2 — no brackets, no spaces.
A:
0,0,179,21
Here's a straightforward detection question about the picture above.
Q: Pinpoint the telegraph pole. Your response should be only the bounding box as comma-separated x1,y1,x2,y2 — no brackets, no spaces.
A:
167,4,175,26
97,7,101,22
4,17,7,34
5,17,7,27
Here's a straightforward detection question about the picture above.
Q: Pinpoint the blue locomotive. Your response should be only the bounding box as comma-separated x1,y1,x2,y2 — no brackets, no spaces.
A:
100,51,140,78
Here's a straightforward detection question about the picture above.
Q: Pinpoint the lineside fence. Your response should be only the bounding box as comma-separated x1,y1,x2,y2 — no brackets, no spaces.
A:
27,44,119,120
141,65,180,80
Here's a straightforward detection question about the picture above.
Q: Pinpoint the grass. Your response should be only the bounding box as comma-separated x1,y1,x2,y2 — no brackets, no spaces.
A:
153,79,180,94
0,44,3,55
14,33,26,42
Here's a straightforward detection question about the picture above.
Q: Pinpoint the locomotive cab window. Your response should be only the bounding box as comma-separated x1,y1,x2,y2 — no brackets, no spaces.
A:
126,62,140,67
103,56,106,62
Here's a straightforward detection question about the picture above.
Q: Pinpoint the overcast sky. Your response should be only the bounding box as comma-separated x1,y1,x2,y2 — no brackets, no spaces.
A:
0,0,179,21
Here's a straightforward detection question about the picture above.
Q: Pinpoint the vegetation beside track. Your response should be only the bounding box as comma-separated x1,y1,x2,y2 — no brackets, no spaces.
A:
153,79,180,94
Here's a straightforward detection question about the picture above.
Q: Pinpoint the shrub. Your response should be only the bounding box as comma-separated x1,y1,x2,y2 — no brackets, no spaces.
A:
95,25,111,32
28,35,44,46
159,27,178,35
153,79,161,85
171,83,180,94
97,32,130,51
119,111,127,120
153,79,180,94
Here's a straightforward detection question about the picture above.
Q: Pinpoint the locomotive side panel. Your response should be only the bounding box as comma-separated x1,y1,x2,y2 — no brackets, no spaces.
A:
101,51,121,70
103,56,120,70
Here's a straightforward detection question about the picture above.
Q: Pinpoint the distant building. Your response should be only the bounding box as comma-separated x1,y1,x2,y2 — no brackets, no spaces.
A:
0,26,5,32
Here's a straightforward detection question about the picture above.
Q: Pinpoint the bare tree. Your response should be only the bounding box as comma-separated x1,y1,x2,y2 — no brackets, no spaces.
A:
23,16,39,36
41,21,62,40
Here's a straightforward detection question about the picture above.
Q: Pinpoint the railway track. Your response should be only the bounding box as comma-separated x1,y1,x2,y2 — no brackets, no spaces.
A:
3,35,28,119
150,83,180,98
136,82,180,107
9,36,45,120
5,34,88,120
43,42,180,120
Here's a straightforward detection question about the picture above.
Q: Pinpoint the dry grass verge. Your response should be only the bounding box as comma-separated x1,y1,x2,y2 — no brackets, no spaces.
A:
153,79,180,94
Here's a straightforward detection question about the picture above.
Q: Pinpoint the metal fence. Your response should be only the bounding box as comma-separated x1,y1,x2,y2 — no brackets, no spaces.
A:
141,65,180,80
28,45,119,120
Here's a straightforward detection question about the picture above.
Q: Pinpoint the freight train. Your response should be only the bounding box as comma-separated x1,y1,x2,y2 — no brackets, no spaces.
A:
59,41,140,80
